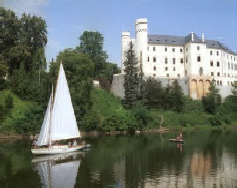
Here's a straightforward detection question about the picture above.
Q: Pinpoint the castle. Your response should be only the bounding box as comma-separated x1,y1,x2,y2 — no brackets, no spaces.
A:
111,18,237,99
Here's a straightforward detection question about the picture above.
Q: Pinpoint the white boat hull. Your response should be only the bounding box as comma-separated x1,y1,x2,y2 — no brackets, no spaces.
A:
31,145,86,155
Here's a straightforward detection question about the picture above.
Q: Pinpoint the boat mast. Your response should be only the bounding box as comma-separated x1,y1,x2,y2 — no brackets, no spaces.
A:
49,85,53,146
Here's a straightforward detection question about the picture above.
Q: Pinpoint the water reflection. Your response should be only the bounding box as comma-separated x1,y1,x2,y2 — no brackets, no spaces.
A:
32,152,83,188
1,131,237,187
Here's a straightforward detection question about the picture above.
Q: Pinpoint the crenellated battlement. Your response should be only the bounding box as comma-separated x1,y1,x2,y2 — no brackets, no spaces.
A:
121,31,130,37
135,18,147,25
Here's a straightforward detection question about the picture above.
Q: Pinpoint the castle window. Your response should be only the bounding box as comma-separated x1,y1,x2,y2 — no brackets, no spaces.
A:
153,57,156,62
217,51,219,56
177,74,180,77
173,58,176,64
148,57,149,62
228,63,230,69
153,47,155,51
217,80,219,85
172,48,175,52
167,74,169,77
186,48,188,51
197,56,201,62
154,66,156,71
217,62,220,67
180,58,183,63
165,47,167,52
210,51,213,55
231,63,233,70
220,81,222,85
185,80,188,84
173,67,176,71
217,72,220,76
186,57,188,63
210,61,213,66
165,67,168,71
211,72,214,76
199,67,203,76
153,73,156,77
165,58,168,64
180,48,183,52
185,70,187,76
197,46,200,50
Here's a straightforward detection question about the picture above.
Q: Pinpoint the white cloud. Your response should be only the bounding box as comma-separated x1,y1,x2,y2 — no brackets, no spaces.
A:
3,0,48,17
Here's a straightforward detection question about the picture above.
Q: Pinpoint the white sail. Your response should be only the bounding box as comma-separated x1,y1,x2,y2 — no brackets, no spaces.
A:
51,63,81,141
36,94,52,146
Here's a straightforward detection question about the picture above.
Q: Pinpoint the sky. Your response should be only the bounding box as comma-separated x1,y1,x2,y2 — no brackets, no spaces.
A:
3,0,237,67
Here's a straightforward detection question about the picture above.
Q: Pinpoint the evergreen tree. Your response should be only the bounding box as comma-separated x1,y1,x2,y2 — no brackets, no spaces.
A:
202,80,222,114
123,42,140,109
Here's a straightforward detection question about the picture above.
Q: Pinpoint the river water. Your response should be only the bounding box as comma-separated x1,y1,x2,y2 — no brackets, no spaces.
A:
0,130,236,187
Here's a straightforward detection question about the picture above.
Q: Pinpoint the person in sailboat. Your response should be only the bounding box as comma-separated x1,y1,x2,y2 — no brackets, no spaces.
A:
176,133,183,141
32,139,38,148
68,140,72,147
73,140,77,147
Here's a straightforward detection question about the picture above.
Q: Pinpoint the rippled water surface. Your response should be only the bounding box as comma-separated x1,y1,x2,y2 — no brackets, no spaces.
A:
0,130,237,187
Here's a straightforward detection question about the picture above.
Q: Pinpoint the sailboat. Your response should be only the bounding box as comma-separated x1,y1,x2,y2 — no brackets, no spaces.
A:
31,63,87,155
32,152,83,187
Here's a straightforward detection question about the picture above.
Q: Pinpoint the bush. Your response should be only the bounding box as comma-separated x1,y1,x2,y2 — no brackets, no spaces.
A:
209,116,222,126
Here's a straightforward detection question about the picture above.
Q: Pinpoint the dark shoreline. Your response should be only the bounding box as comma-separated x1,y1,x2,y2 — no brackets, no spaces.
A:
0,125,236,140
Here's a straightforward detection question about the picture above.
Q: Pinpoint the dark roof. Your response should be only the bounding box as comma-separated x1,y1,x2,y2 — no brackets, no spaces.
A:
148,33,236,55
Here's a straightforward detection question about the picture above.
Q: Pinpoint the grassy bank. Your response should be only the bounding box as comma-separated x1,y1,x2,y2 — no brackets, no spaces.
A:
1,89,235,134
0,90,43,133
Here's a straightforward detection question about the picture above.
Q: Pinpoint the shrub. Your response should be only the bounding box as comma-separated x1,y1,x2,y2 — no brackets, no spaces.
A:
209,116,222,126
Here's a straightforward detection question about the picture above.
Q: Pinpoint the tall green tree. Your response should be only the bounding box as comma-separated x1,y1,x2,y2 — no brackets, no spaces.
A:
2,8,47,75
53,49,95,123
123,42,140,109
202,81,222,114
77,31,107,76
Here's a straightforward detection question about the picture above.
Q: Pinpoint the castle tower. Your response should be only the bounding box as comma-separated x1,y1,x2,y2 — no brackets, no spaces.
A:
135,18,148,74
121,31,131,73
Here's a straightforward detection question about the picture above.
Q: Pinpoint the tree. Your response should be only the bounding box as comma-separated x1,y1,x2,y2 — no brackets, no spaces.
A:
170,80,185,112
222,82,237,121
53,49,95,123
145,77,163,109
2,8,47,75
123,42,140,109
202,81,222,114
77,31,107,76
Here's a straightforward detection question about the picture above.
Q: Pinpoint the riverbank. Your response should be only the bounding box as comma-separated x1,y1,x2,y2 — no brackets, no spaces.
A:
1,124,236,140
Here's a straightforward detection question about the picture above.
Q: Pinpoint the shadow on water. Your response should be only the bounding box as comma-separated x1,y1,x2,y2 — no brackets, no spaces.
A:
0,130,237,187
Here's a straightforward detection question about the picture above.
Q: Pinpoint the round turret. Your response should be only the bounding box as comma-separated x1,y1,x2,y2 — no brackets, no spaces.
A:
121,31,131,73
135,18,148,74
